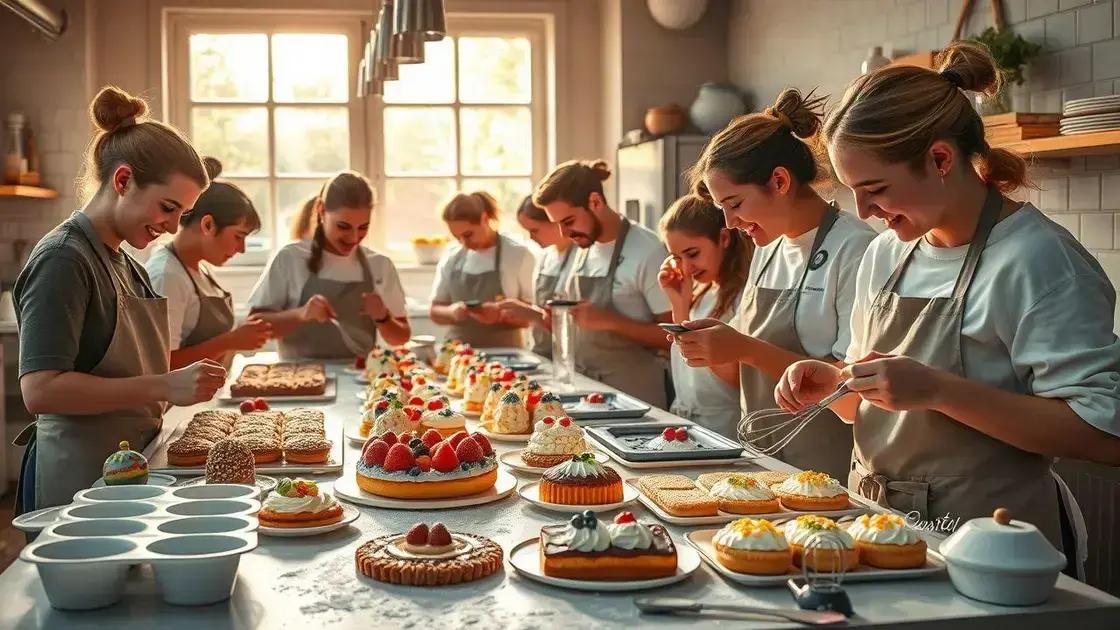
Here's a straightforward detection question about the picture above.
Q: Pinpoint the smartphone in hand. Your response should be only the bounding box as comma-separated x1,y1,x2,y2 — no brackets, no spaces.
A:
658,323,691,334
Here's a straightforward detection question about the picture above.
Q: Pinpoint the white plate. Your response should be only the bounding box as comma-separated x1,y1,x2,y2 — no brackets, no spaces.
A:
92,472,178,488
175,475,279,494
507,538,701,592
346,425,370,446
475,426,531,443
517,480,638,514
498,449,610,475
627,480,869,526
685,529,944,586
258,503,361,537
334,469,517,510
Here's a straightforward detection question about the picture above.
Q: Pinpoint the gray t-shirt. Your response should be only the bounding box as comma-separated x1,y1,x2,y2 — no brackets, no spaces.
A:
15,212,155,377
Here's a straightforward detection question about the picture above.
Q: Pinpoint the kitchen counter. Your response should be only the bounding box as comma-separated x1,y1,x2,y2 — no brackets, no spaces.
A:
0,354,1117,629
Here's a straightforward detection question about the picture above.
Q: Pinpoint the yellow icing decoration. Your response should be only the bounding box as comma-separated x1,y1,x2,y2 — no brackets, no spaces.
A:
729,518,778,536
857,513,906,531
793,515,839,531
726,475,758,488
792,471,834,486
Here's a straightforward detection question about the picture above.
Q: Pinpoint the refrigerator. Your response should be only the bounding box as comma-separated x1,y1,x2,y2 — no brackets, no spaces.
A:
614,135,709,231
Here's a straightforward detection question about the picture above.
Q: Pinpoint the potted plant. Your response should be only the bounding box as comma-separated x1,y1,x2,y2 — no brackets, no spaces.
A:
967,27,1042,115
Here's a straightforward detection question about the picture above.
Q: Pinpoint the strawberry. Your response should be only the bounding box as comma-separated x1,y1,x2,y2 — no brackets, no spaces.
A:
421,429,443,448
448,431,470,448
405,407,423,423
469,433,494,456
673,427,689,442
376,399,391,411
383,443,415,472
542,416,555,426
354,356,366,370
468,371,477,384
253,398,269,411
239,400,255,414
613,511,636,525
405,523,429,546
661,427,675,440
431,443,460,472
415,455,432,472
587,392,605,404
426,398,445,411
559,418,571,428
409,396,424,406
455,437,483,463
379,431,398,446
400,378,412,392
362,439,390,467
527,391,543,412
500,369,516,382
428,523,452,546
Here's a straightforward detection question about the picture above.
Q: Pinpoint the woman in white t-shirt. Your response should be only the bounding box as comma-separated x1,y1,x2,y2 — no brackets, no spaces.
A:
776,42,1120,555
658,195,752,437
147,157,272,368
429,191,535,347
248,171,410,358
673,89,875,481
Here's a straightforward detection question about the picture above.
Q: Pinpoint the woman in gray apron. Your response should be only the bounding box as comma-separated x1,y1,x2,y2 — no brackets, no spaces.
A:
675,90,874,482
533,160,674,409
147,157,271,369
429,191,534,348
13,86,226,513
658,195,752,437
249,171,412,358
777,42,1120,563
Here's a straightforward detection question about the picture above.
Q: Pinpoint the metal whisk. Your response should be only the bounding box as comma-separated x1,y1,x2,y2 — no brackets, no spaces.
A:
737,382,850,456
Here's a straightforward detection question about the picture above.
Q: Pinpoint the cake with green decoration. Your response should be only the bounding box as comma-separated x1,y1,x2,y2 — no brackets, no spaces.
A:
102,440,149,486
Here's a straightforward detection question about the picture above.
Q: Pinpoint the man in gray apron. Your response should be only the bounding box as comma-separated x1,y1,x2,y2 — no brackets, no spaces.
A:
444,235,524,348
167,244,236,365
739,206,853,482
279,249,381,359
531,247,574,357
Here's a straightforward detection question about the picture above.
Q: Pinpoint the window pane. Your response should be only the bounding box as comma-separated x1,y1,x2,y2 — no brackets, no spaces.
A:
221,179,270,263
275,107,349,176
458,36,531,104
190,34,268,102
462,178,533,232
383,178,456,260
384,38,455,104
190,107,269,176
277,180,326,243
383,107,456,176
460,107,532,176
272,34,349,103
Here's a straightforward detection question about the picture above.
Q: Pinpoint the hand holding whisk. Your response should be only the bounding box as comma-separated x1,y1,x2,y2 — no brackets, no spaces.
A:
737,381,851,456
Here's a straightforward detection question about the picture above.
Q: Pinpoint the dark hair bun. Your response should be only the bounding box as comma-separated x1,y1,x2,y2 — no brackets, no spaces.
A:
90,86,148,132
936,41,1001,97
588,159,611,181
772,88,826,140
203,157,223,179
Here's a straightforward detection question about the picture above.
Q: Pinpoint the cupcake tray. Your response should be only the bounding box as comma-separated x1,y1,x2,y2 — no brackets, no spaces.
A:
685,529,945,586
556,391,651,420
17,484,261,610
586,424,747,463
627,480,870,526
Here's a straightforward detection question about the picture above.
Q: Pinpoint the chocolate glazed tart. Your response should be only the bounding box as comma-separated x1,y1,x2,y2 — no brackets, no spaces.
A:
539,524,677,580
539,466,623,505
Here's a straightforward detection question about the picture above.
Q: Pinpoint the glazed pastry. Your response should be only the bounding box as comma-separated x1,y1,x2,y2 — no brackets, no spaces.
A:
847,513,928,569
355,521,503,586
635,474,718,517
230,363,326,398
205,438,256,484
713,518,792,575
282,435,333,464
463,369,491,412
491,391,531,435
532,392,567,423
356,430,498,499
783,515,859,572
522,416,589,468
421,407,468,439
540,511,677,580
645,427,699,451
258,478,343,528
235,434,282,464
709,475,781,515
102,440,149,485
539,453,623,505
771,471,850,511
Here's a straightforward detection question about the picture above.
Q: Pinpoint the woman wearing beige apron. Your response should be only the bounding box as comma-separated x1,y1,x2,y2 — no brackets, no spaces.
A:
777,43,1120,564
658,195,752,437
13,87,226,513
429,192,535,348
533,160,674,409
675,90,875,481
147,157,272,369
250,171,411,358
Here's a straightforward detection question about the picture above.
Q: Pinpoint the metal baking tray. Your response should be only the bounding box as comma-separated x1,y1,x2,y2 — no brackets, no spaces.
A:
586,424,746,462
475,347,543,372
555,391,652,420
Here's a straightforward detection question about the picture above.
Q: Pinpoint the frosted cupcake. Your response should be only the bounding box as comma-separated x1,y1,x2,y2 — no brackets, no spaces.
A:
783,515,858,572
532,392,568,423
709,475,780,515
491,391,531,435
713,518,792,575
771,471,849,511
522,416,588,468
847,513,927,569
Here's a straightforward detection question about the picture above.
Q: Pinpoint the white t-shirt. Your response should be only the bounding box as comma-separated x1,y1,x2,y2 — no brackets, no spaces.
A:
846,204,1120,437
670,287,742,422
429,235,535,303
566,220,672,321
532,245,577,304
740,210,875,359
146,245,228,350
248,241,407,317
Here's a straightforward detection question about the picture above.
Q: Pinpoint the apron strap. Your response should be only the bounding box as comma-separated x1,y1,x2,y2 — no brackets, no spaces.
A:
604,217,632,285
951,186,1003,299
71,212,158,298
751,241,784,285
167,244,231,301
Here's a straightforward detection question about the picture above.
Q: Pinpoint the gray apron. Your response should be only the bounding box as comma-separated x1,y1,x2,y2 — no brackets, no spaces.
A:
573,219,668,409
14,212,170,510
531,246,574,357
445,235,524,348
278,247,377,359
739,206,853,482
850,187,1062,548
167,245,235,361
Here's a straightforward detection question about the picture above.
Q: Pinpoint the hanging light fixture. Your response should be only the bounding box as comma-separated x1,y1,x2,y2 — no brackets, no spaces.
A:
372,2,399,82
392,0,446,63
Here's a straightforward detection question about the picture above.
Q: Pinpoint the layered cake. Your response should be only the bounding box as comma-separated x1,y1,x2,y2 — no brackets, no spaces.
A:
258,478,344,528
539,453,623,505
771,471,850,511
230,363,326,398
540,511,677,580
713,518,793,575
708,475,781,514
522,416,589,468
847,513,927,569
355,521,503,586
357,430,497,499
784,515,859,572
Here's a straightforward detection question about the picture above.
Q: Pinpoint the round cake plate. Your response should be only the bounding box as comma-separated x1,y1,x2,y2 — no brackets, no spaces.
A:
333,469,517,510
258,503,361,537
175,475,278,494
476,426,531,443
92,472,177,488
507,538,701,592
517,481,639,514
498,449,610,475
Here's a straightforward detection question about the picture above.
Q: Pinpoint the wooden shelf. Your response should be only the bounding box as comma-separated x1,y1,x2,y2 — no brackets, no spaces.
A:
0,185,58,199
994,131,1120,159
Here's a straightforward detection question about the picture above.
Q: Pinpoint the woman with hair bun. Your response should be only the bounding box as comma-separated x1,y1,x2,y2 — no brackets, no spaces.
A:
146,157,272,368
13,86,226,512
428,191,535,347
676,89,875,481
777,42,1120,553
248,171,411,358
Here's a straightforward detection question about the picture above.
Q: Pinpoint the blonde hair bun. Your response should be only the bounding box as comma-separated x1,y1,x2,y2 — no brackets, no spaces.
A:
771,88,825,140
936,41,1002,97
91,86,148,132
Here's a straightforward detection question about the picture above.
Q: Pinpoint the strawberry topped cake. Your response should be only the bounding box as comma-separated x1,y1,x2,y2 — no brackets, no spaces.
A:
522,416,590,468
358,430,498,499
355,519,503,586
645,427,699,451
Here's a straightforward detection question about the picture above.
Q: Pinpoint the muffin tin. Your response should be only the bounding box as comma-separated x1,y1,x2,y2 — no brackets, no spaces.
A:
19,484,260,610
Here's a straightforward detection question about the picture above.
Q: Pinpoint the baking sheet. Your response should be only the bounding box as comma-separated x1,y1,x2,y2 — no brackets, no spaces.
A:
587,424,745,462
556,391,651,420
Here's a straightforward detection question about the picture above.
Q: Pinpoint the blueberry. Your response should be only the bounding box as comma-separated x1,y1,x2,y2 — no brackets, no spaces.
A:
411,445,429,457
460,462,470,471
408,438,423,448
408,466,421,476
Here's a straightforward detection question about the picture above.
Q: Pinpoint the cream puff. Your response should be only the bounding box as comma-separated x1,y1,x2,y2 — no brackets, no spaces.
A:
783,515,859,572
709,475,781,514
491,391,531,434
847,513,927,569
771,471,850,511
522,416,588,468
712,518,792,575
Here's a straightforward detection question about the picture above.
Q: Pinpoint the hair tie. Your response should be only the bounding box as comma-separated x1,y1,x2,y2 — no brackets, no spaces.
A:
112,116,137,133
940,69,965,89
765,107,793,131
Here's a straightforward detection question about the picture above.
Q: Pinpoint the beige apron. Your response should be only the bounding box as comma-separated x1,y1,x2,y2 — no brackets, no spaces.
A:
279,247,377,359
739,206,853,482
445,234,524,348
14,212,170,510
572,219,668,409
531,246,574,357
850,187,1062,548
168,244,235,365
670,287,744,438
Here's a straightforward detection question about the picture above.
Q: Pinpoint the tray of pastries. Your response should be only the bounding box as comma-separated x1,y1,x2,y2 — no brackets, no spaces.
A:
220,363,334,402
587,424,746,463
